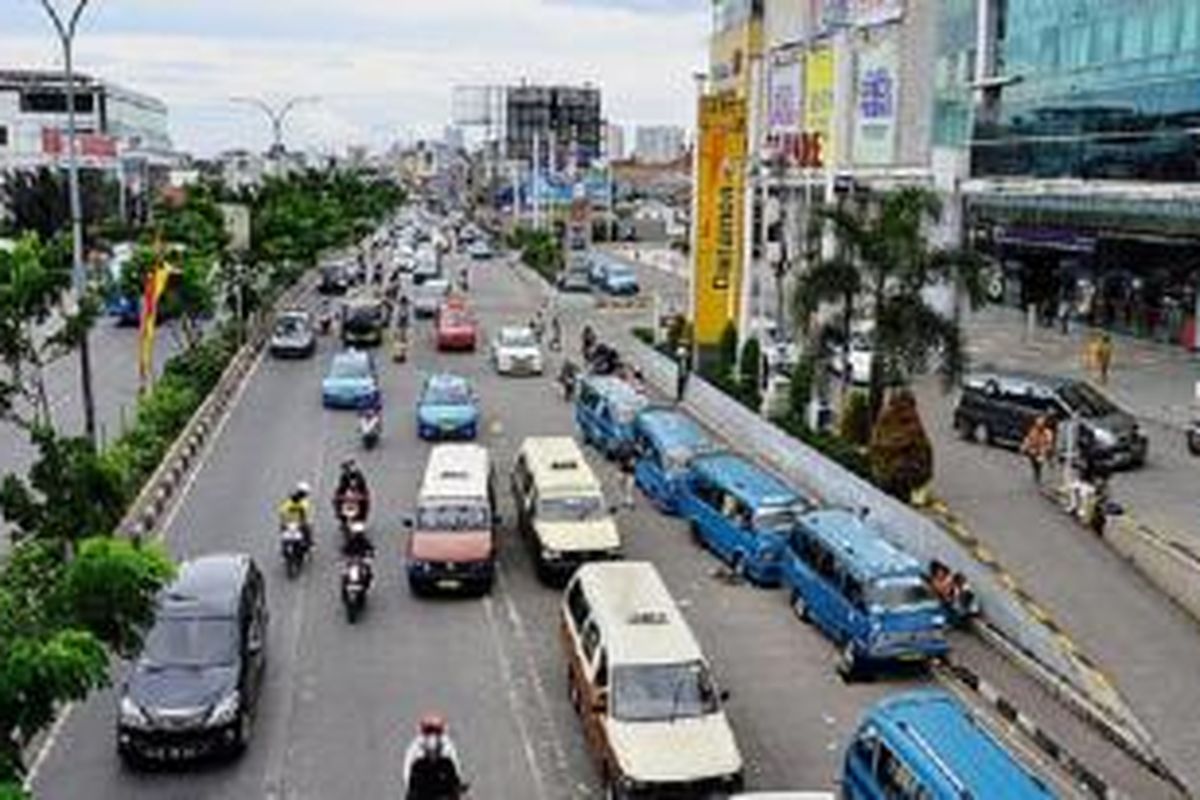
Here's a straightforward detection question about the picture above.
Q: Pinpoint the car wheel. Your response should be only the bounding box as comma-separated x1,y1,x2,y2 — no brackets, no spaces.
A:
689,520,705,548
973,422,992,445
408,575,426,597
232,709,253,755
838,643,862,683
791,590,811,622
567,668,581,712
1188,431,1200,456
117,744,141,771
730,553,750,584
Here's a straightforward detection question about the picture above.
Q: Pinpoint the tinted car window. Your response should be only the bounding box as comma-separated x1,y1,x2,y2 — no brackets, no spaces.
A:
142,616,238,668
1058,381,1119,418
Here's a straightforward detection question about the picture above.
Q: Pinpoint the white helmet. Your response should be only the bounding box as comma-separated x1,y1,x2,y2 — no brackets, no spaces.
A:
296,481,312,497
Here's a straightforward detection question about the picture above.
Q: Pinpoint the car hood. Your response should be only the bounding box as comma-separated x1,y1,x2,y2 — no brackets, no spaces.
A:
534,518,620,553
418,403,477,423
324,376,374,392
606,713,742,783
497,345,541,360
441,325,476,337
410,530,492,562
273,332,310,345
126,662,238,716
1084,411,1137,438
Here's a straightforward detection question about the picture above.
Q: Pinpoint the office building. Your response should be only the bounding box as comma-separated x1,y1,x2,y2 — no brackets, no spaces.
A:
605,122,626,162
504,83,602,172
634,125,685,164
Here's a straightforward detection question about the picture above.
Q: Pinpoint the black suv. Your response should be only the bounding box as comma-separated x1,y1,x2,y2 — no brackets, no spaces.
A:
954,368,1147,469
117,554,268,765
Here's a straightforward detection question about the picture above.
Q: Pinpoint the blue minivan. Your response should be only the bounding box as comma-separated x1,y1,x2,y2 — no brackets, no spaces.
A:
844,690,1057,799
631,407,714,514
679,452,815,586
574,375,649,459
782,508,948,678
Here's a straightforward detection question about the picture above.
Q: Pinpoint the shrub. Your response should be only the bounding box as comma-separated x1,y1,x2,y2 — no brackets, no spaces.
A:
787,356,816,423
839,390,872,446
631,326,654,346
738,337,762,412
869,389,933,502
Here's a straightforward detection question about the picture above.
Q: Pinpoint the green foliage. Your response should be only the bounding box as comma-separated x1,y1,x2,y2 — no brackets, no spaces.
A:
787,356,816,422
631,326,654,346
869,389,934,501
839,390,873,447
664,314,692,355
717,322,738,375
738,337,762,412
775,415,873,481
508,226,563,282
0,167,119,243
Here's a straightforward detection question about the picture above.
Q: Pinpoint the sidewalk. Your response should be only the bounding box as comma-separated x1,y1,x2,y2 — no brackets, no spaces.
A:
965,306,1200,431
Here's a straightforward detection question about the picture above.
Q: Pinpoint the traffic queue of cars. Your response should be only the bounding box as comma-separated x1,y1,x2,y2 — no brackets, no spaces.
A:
116,217,1056,798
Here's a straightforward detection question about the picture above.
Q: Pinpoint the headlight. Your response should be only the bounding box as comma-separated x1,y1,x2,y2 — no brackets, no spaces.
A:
120,696,150,728
1092,427,1116,447
207,692,241,727
542,548,562,561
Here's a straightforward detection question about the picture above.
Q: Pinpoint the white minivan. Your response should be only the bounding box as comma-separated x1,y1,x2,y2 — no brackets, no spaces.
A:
561,561,744,797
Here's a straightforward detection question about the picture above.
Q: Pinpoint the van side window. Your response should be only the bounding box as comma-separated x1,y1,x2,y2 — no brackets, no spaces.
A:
581,619,601,663
851,729,878,771
566,582,590,632
876,741,925,799
812,541,837,581
594,650,608,688
692,476,723,510
843,574,865,610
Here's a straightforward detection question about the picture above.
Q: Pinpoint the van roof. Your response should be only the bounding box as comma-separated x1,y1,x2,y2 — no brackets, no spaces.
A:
572,561,702,665
579,375,648,409
867,690,1055,798
690,452,809,511
520,436,602,496
634,407,713,454
798,508,922,580
420,444,490,500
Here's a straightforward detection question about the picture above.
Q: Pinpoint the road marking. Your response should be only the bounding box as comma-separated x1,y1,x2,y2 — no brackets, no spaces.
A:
482,593,550,800
22,342,274,790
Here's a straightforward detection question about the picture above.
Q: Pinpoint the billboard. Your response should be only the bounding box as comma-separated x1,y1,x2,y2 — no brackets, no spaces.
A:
853,35,899,165
804,44,835,166
767,48,803,136
853,0,904,27
693,92,747,346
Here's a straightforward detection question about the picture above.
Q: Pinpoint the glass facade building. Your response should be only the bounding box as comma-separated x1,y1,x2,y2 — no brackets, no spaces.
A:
973,0,1200,180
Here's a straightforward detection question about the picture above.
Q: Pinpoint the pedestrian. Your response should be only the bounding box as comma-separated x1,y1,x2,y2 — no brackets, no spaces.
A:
548,315,562,352
1057,297,1071,335
675,345,690,404
619,451,637,510
1020,415,1055,485
1096,332,1113,385
581,325,597,361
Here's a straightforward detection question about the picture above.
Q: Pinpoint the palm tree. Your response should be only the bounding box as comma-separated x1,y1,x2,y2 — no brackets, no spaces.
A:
792,186,988,423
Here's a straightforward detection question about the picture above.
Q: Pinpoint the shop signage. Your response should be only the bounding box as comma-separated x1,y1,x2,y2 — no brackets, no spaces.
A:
853,0,904,27
805,44,836,165
853,36,898,165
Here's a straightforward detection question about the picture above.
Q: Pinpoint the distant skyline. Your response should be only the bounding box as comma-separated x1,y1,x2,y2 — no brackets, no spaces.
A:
2,0,707,157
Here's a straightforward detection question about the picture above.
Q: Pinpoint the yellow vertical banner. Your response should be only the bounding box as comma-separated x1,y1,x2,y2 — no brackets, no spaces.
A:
804,44,835,165
693,92,747,346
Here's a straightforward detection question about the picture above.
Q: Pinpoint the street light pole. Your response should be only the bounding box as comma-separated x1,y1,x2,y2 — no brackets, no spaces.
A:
230,95,319,165
37,0,97,444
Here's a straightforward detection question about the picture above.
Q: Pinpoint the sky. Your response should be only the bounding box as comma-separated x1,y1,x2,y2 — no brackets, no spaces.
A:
2,0,708,157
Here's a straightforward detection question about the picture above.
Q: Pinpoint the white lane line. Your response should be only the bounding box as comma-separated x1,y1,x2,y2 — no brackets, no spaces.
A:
23,344,271,789
482,594,550,800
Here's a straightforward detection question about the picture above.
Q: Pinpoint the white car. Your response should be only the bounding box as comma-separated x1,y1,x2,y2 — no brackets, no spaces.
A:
491,326,544,376
412,277,450,318
827,328,873,385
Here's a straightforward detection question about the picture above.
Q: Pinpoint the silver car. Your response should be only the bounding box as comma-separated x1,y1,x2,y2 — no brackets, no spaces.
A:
269,310,316,358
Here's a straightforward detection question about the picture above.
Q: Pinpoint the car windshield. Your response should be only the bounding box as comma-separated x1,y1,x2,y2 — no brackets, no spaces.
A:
425,379,470,405
330,356,368,379
754,503,807,533
275,317,305,335
538,495,606,522
608,265,634,279
417,503,489,530
501,329,537,348
443,311,471,327
345,305,383,327
1058,381,1119,418
612,662,720,722
141,615,237,668
866,576,939,612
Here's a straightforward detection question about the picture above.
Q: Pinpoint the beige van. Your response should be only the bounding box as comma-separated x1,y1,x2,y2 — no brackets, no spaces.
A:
561,561,744,797
512,436,621,584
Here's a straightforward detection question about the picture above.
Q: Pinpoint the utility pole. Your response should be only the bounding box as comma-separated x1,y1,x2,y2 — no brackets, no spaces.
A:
38,0,97,445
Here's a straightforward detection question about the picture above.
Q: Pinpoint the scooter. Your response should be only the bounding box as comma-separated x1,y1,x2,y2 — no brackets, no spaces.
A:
280,522,309,579
359,408,381,449
340,553,373,623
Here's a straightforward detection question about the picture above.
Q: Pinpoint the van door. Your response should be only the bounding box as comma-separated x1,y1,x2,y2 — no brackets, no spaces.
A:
578,620,609,763
633,432,668,508
575,384,601,445
805,541,854,641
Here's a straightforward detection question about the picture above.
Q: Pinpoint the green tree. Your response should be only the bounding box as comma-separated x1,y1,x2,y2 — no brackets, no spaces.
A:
793,188,988,421
0,168,118,243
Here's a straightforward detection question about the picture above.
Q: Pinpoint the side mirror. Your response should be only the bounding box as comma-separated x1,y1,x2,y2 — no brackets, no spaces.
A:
403,516,415,529
719,689,731,703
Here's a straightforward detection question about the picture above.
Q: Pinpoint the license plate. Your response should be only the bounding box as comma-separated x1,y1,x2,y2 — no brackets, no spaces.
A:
436,579,461,590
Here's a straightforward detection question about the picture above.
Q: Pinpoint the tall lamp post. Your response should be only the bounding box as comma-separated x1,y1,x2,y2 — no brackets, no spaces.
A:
37,0,97,444
230,95,319,163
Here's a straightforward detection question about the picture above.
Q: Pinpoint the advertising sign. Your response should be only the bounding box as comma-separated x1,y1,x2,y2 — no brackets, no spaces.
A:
767,50,803,136
804,44,835,166
853,36,899,165
41,128,118,163
853,0,904,27
693,93,747,346
810,0,850,36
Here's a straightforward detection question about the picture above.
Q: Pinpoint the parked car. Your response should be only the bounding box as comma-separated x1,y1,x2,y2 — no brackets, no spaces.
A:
574,374,649,459
435,299,478,352
491,325,543,375
825,325,874,386
117,554,267,765
416,372,480,440
599,261,640,296
954,368,1147,470
632,407,716,514
321,349,380,409
556,266,592,293
269,310,316,358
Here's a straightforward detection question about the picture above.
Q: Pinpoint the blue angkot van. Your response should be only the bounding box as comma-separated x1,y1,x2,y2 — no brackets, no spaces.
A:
574,374,649,460
782,508,948,678
631,407,715,514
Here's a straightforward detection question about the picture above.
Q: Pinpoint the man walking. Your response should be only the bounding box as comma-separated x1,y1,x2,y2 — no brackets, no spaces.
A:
1020,415,1056,485
1096,333,1114,385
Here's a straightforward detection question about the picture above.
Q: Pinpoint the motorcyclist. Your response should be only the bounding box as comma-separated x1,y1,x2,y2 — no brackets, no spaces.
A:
334,459,371,523
403,714,466,800
278,482,314,549
341,522,375,587
581,325,597,361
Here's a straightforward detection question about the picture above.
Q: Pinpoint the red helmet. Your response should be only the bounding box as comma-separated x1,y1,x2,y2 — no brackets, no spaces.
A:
419,713,446,736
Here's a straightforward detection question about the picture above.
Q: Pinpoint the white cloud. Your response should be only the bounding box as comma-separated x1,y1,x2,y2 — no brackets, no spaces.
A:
2,0,708,156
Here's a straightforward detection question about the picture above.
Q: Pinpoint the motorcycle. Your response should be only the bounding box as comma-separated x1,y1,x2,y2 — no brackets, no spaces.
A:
359,409,382,449
1188,417,1200,456
340,554,373,623
404,744,469,799
280,522,309,578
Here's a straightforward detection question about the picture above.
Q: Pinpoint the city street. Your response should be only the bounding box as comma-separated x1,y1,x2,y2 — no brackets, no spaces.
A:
27,251,1101,799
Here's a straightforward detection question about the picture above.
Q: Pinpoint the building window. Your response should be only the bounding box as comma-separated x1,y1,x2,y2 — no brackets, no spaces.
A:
19,90,94,114
0,125,7,147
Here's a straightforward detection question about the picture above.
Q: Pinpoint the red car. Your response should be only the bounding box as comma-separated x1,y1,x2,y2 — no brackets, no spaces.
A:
435,299,477,352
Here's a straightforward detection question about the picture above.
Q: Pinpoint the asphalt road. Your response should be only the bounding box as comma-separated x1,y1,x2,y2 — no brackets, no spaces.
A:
31,251,1102,799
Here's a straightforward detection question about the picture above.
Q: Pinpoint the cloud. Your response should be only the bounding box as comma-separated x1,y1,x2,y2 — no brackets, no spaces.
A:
4,0,708,156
